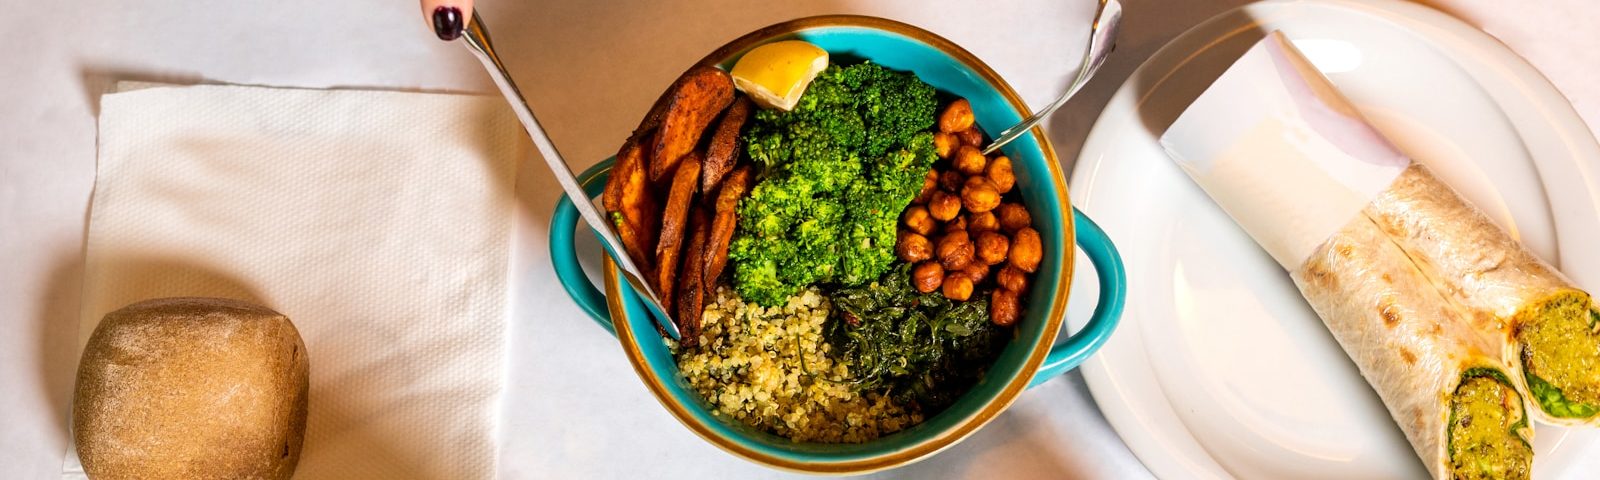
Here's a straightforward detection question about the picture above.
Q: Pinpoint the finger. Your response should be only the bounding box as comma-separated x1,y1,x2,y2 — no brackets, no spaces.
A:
422,0,474,41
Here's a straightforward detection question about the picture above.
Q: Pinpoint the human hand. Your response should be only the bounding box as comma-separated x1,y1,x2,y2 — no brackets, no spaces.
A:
422,0,473,41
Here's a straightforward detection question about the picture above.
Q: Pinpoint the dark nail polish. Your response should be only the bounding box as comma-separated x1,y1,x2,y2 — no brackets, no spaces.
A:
433,6,463,41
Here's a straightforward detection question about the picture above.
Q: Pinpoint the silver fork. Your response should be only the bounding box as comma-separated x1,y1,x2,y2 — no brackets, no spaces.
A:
983,0,1123,155
458,11,680,340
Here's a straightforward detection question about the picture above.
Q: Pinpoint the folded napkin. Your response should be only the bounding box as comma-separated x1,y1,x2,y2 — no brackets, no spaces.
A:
72,84,523,478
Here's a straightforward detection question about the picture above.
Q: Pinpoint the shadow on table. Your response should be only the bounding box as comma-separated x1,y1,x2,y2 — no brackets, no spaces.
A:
1041,0,1253,173
879,373,1122,480
77,68,210,117
36,254,84,456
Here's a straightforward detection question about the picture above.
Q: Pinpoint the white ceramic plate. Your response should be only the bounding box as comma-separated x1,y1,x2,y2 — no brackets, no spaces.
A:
1063,0,1600,478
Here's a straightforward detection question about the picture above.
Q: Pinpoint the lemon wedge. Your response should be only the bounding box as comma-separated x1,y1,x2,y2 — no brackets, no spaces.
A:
730,40,829,111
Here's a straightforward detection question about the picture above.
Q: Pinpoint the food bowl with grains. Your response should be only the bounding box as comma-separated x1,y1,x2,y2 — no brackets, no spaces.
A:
550,15,1126,473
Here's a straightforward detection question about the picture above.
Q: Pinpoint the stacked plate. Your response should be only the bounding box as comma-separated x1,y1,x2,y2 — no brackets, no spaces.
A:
1066,0,1600,478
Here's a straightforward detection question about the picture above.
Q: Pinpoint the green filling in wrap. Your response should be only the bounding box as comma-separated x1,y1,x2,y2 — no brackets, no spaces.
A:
1526,372,1600,419
1447,370,1532,480
1518,297,1600,416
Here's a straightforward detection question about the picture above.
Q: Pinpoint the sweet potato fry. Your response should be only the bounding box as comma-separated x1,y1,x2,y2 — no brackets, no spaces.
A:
649,66,734,181
703,166,751,294
601,139,630,214
610,214,654,274
653,151,704,311
602,131,660,269
701,97,751,194
676,206,710,347
633,88,674,137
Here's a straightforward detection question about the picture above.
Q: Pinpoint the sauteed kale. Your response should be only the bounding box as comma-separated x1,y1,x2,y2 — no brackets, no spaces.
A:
827,263,1010,413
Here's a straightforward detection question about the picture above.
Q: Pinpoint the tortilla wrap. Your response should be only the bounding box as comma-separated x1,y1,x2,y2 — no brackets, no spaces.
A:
1294,214,1531,479
1366,164,1600,425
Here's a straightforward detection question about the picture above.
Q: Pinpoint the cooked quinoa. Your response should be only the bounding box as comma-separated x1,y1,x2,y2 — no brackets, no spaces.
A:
673,286,923,443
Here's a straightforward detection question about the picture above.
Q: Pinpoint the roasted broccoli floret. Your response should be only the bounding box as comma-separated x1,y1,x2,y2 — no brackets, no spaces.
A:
839,132,937,285
729,63,939,306
844,64,938,157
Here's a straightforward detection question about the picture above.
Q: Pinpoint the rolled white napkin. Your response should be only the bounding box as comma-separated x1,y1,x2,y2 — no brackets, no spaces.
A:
70,84,524,478
1160,31,1410,270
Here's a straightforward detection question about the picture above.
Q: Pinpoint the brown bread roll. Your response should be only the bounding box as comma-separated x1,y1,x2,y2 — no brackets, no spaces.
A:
73,297,309,480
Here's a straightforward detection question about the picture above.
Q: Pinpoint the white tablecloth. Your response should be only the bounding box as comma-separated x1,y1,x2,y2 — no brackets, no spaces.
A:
3,0,1596,478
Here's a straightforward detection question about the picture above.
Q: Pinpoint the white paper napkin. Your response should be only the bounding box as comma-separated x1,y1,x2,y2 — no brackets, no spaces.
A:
72,84,523,479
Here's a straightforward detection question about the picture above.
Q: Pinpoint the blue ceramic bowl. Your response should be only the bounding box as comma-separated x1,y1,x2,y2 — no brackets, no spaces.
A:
549,15,1125,474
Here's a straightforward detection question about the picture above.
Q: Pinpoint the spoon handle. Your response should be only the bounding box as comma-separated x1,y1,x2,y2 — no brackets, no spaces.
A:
983,0,1122,155
459,11,679,339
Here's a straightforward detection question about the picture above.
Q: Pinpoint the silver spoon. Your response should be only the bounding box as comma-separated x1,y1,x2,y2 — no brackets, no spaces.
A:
459,11,680,340
982,0,1123,155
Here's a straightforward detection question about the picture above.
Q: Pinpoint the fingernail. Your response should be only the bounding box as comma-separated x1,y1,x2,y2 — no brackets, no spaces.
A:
433,6,463,41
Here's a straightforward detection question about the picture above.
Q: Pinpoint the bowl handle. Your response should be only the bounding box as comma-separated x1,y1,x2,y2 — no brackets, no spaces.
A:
549,158,618,336
1027,208,1126,387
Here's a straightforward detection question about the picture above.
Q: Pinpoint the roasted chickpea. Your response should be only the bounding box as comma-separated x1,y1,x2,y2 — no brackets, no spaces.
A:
928,191,961,221
938,170,965,192
962,175,989,190
961,177,1002,213
932,132,958,159
914,169,938,204
902,205,936,236
1010,227,1043,272
986,155,1016,193
942,274,975,301
996,265,1029,293
944,214,968,233
996,203,1032,232
969,211,999,233
960,263,989,285
990,289,1021,326
953,145,987,176
936,230,975,270
939,99,975,133
956,127,983,147
976,231,1010,265
896,230,934,263
912,261,945,293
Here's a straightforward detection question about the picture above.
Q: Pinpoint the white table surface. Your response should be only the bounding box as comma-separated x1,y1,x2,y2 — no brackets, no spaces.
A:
3,1,1596,478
